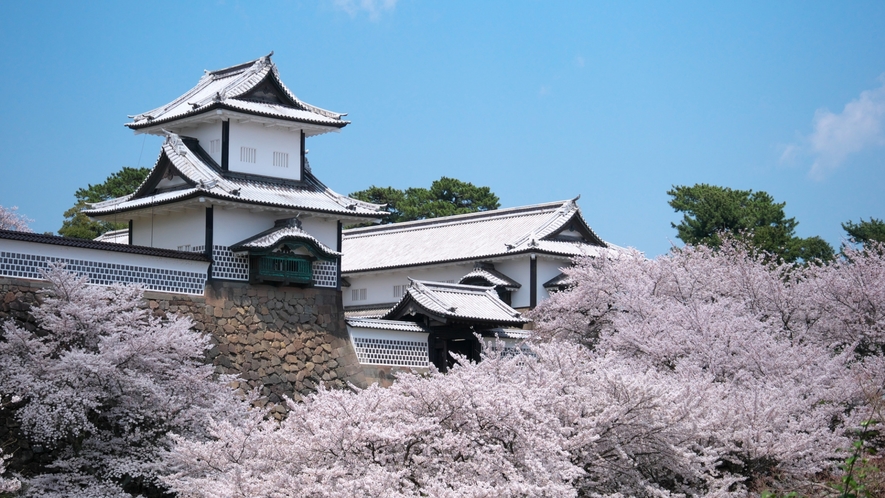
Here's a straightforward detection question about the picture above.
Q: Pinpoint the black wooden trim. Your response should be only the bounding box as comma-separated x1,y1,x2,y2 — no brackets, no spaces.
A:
221,120,230,171
336,221,343,291
300,130,305,180
128,220,133,245
529,256,537,309
0,230,208,262
205,206,214,280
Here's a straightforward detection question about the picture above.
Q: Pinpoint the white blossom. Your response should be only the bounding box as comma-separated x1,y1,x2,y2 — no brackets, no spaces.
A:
0,265,249,496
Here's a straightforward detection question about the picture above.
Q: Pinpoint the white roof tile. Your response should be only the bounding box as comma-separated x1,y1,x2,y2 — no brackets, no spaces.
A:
459,264,521,289
83,133,385,220
383,280,528,326
345,318,429,333
342,198,618,273
127,54,346,131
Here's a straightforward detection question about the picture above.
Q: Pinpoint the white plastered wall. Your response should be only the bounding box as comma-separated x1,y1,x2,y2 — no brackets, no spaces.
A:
229,121,302,181
184,122,223,165
300,217,338,252
212,208,279,246
210,209,338,251
343,263,473,307
343,255,571,310
493,258,531,308
131,209,205,251
536,256,570,305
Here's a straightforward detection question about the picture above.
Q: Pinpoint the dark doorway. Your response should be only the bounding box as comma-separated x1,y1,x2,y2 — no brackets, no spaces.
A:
429,331,481,372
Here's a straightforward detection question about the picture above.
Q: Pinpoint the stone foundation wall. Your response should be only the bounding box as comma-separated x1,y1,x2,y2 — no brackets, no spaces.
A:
0,277,377,411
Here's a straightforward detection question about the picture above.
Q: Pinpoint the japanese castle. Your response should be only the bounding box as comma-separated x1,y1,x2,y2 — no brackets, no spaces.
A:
0,54,621,376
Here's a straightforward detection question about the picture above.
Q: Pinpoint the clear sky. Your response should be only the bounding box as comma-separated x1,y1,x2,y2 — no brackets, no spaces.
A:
1,1,883,256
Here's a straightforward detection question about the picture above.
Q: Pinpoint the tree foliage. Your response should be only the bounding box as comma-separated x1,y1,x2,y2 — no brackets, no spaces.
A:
668,183,834,262
162,241,885,497
843,217,885,246
0,205,32,232
350,176,500,224
58,167,150,240
0,266,248,497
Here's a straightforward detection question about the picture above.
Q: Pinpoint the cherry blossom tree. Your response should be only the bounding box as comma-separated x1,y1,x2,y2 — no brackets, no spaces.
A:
0,266,248,497
163,343,745,497
0,447,21,494
532,240,885,493
0,205,32,232
161,241,885,496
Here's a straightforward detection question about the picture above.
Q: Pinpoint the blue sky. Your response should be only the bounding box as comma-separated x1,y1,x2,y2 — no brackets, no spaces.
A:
1,1,883,256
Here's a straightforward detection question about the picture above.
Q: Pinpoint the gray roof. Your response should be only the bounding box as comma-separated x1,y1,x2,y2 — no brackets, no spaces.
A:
229,218,340,257
83,133,386,220
346,318,430,333
127,53,346,132
342,198,618,273
383,280,528,327
344,303,398,319
543,272,572,289
459,263,521,290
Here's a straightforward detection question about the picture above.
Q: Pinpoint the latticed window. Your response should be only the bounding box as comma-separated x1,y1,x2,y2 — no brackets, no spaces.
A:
251,254,312,284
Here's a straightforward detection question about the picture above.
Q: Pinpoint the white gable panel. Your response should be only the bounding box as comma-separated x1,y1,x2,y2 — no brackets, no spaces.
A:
186,122,223,165
536,257,568,304
344,264,473,307
494,258,532,308
212,208,279,246
131,209,205,251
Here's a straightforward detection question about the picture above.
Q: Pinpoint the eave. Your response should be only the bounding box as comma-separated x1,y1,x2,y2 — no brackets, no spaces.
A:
341,248,576,276
126,105,347,136
87,193,385,224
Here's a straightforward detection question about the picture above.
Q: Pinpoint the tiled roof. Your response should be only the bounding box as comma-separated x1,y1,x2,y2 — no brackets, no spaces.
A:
83,133,386,220
383,280,528,327
459,263,521,290
346,318,430,333
229,218,340,257
0,230,210,262
543,272,572,289
126,53,347,131
344,303,398,319
342,198,618,273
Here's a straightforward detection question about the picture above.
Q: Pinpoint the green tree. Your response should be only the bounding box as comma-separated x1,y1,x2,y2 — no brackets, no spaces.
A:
58,166,150,239
842,218,885,246
351,177,500,225
667,183,834,263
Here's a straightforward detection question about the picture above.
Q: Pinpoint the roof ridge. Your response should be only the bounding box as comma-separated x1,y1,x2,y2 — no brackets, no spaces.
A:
417,280,495,293
131,56,272,121
409,279,452,312
343,200,573,238
127,54,349,129
206,52,272,76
